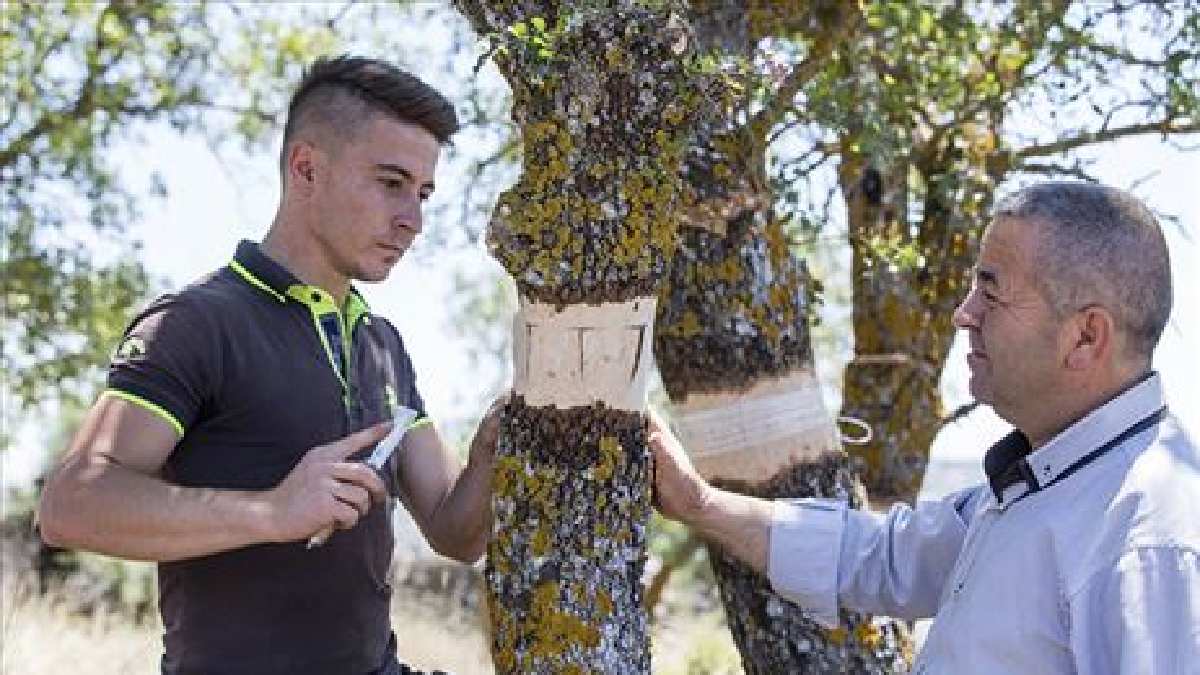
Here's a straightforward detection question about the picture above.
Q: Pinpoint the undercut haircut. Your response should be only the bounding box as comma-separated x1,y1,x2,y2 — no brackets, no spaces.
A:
994,181,1172,361
280,55,459,172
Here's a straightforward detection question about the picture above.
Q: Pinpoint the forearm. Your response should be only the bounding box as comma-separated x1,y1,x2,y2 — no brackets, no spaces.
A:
39,455,275,562
686,485,774,575
424,455,492,563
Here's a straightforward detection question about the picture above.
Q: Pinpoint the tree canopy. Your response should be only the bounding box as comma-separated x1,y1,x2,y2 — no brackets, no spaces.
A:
2,1,341,406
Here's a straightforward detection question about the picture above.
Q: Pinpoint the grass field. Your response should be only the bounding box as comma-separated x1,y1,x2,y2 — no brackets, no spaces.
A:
1,561,741,674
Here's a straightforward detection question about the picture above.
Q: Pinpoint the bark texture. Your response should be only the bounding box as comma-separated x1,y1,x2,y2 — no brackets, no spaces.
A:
708,457,909,673
654,4,911,671
452,2,706,671
487,399,652,673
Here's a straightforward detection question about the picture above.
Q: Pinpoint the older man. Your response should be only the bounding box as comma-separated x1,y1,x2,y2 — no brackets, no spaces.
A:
651,182,1198,673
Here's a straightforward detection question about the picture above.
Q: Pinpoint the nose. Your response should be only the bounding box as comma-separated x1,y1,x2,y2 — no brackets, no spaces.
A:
953,287,980,330
393,198,423,235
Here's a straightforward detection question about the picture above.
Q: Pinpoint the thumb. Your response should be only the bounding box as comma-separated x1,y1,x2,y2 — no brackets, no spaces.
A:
326,421,393,460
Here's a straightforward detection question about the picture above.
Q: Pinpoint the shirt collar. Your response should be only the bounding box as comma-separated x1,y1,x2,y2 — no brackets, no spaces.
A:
228,240,370,317
983,372,1164,504
230,240,301,303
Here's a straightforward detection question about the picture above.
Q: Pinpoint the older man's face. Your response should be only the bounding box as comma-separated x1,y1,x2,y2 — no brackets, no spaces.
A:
952,217,1065,426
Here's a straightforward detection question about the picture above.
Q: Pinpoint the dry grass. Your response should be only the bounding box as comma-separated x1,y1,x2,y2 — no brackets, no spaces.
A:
2,577,160,675
2,565,741,675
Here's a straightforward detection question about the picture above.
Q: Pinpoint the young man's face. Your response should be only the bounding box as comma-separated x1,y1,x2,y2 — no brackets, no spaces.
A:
308,114,439,284
952,216,1067,426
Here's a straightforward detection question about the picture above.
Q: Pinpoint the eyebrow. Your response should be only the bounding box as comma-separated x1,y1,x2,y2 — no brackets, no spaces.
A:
374,163,435,192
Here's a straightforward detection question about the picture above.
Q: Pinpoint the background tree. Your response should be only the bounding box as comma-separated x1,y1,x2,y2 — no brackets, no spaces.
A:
1,1,343,408
808,0,1200,500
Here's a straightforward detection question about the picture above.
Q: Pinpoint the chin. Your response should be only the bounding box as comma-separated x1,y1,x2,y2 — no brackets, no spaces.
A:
967,379,992,405
354,265,395,283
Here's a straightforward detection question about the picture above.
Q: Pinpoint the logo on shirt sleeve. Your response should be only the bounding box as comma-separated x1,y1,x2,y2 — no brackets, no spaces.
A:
113,335,147,362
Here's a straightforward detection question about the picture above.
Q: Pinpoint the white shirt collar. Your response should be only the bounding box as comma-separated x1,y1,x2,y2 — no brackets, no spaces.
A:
1025,372,1165,488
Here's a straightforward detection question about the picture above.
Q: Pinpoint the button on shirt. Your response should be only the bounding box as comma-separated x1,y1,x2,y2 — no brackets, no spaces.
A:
768,373,1199,674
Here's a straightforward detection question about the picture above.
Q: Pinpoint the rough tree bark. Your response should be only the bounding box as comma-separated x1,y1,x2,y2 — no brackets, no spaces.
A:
452,2,706,671
652,2,910,672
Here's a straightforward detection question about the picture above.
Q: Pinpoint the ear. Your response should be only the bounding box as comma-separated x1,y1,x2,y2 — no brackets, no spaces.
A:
285,141,319,196
1062,305,1115,370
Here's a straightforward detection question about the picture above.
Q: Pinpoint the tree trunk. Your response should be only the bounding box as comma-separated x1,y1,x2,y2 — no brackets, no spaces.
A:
652,5,910,671
452,2,705,671
831,1,1068,504
837,150,992,503
655,187,911,674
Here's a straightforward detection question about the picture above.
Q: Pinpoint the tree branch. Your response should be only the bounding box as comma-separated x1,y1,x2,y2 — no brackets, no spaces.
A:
1018,161,1100,182
0,1,132,169
1014,118,1200,160
326,0,357,31
746,7,860,140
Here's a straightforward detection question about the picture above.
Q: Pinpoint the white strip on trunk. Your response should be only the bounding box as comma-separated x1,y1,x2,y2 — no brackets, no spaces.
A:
671,370,839,483
512,296,657,411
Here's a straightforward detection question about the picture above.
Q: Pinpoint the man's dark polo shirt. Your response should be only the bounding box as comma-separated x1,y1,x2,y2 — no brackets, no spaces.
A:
106,241,425,675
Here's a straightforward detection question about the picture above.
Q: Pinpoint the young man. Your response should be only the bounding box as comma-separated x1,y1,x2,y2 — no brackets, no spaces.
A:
651,182,1198,672
39,56,497,674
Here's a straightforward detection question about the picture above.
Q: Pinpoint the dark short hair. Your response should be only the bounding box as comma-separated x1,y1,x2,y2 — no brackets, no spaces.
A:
280,55,459,168
994,181,1172,360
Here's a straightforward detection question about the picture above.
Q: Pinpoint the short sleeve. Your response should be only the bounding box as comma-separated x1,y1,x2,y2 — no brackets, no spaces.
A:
106,294,218,436
378,318,426,419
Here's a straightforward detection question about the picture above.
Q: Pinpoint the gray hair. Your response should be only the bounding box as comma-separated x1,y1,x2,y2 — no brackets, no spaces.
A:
994,182,1172,361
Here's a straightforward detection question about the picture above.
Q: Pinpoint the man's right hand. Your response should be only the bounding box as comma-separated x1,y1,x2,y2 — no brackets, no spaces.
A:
264,422,392,543
647,409,714,527
647,408,773,574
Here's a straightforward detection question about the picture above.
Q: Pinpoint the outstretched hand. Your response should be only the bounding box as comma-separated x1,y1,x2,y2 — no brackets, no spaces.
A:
647,408,712,526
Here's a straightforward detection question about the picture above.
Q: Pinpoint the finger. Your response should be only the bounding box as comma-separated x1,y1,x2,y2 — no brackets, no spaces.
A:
479,412,502,441
646,407,667,433
331,501,359,530
331,462,388,502
307,525,334,549
483,400,506,426
648,427,685,459
322,422,393,460
332,482,371,517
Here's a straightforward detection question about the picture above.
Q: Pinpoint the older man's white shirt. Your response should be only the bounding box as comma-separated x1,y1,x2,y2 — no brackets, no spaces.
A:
769,374,1199,674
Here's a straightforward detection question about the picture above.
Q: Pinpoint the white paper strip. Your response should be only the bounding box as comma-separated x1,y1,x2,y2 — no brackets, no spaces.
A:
671,370,839,483
512,296,657,411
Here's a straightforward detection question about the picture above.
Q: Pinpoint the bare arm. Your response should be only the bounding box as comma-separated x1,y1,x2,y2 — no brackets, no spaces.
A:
38,394,390,562
398,399,503,563
648,410,775,573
